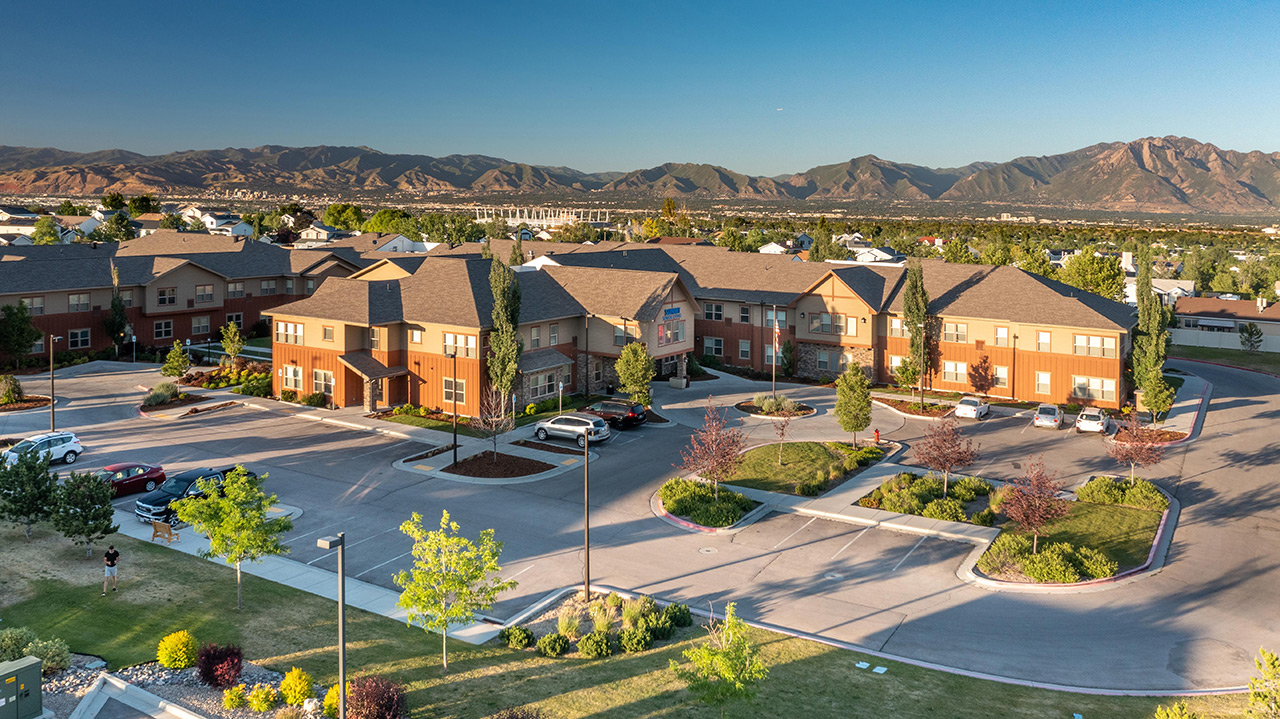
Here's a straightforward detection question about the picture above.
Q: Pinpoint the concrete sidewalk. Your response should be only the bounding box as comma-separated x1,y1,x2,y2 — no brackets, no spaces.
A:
71,674,208,719
1154,373,1211,439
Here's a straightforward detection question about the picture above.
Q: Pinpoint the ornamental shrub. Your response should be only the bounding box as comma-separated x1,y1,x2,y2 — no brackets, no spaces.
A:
954,476,993,496
977,533,1032,576
1019,543,1082,584
988,486,1010,513
970,508,996,526
0,627,37,661
524,403,538,416
536,633,569,657
157,630,199,669
633,595,657,617
155,382,179,399
620,602,643,629
556,608,581,640
224,685,248,710
301,392,327,407
322,683,346,719
143,390,170,407
619,627,653,653
1153,701,1200,719
604,592,623,610
922,497,966,522
1076,546,1119,579
664,603,693,627
577,630,612,658
237,374,272,397
857,496,880,509
498,625,534,649
0,375,25,405
197,643,243,687
280,667,315,706
638,612,674,641
247,684,279,712
276,708,306,719
657,478,754,527
843,455,861,472
912,475,945,502
798,476,826,496
280,389,298,403
1123,480,1170,511
588,603,614,634
880,489,923,515
24,638,70,674
346,676,406,719
1077,476,1125,505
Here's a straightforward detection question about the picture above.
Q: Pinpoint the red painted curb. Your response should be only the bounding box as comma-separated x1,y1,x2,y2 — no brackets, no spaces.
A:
653,495,721,534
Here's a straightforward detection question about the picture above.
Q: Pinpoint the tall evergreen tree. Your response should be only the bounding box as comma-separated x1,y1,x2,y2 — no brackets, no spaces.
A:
901,259,930,409
487,258,522,406
508,235,524,266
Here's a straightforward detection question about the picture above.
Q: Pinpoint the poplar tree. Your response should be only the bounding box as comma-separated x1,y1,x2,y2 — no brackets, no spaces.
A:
487,258,522,407
901,259,930,409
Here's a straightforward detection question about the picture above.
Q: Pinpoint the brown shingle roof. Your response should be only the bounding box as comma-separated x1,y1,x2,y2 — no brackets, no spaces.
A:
540,265,681,321
1174,297,1280,322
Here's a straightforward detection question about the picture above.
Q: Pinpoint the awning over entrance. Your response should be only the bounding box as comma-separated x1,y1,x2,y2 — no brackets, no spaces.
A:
338,352,409,380
518,348,574,374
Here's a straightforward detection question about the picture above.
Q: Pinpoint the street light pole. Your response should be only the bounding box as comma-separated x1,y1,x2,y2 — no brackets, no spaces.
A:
317,534,346,719
48,335,62,432
583,431,590,599
448,352,458,466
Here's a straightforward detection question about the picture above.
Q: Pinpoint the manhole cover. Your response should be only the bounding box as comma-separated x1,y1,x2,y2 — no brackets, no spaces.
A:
699,547,717,555
823,572,844,581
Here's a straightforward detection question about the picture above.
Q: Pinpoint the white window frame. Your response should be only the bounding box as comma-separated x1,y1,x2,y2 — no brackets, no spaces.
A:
739,305,750,324
154,320,173,340
282,366,303,390
156,288,175,307
21,296,43,315
1073,334,1117,358
119,289,133,308
192,316,210,335
705,337,723,357
816,351,830,371
261,280,277,296
889,317,906,338
994,326,1009,347
738,339,751,360
443,377,465,404
323,326,334,342
409,329,422,344
69,293,91,312
943,322,968,343
764,344,777,365
1035,371,1051,394
942,360,966,383
994,365,1009,388
285,278,295,294
1037,331,1051,352
195,284,213,303
889,355,904,370
765,309,786,329
530,326,541,350
227,281,245,299
69,328,91,349
549,323,558,345
1072,375,1116,401
226,312,243,328
704,303,723,321
312,369,334,395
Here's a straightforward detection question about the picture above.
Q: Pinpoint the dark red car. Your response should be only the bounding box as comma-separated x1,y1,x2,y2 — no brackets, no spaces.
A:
582,400,648,429
92,463,167,497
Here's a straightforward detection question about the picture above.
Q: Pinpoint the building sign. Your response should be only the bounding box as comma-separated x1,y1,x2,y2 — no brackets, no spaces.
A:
663,307,681,319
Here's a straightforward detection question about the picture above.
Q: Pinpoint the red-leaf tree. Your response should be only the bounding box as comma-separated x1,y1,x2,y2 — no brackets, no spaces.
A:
913,415,979,496
680,398,747,500
1108,411,1166,484
1001,456,1068,553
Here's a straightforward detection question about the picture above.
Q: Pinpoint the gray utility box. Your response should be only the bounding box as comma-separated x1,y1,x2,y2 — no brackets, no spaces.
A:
0,656,42,719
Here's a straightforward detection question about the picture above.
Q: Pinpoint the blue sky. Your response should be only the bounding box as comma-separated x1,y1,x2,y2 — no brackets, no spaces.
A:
5,1,1279,175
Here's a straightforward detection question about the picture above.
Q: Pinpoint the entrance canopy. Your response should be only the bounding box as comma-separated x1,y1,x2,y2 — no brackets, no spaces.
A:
338,352,409,380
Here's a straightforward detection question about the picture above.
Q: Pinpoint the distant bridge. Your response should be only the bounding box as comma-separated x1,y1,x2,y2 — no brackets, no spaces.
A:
473,207,611,227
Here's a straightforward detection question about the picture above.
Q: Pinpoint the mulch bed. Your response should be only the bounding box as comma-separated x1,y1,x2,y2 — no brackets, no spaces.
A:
0,395,51,412
646,409,669,423
514,439,583,455
733,400,816,417
443,451,555,478
404,444,458,462
874,397,953,417
687,373,719,382
143,394,209,411
1115,427,1187,443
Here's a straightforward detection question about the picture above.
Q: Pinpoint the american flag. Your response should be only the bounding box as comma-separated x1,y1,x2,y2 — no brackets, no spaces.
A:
773,311,780,352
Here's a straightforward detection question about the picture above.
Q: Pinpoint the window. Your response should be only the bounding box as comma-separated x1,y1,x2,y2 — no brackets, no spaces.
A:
443,333,476,357
889,318,907,338
765,309,786,329
32,335,43,354
227,282,245,299
324,326,335,342
994,365,1009,388
282,366,302,390
549,323,558,345
69,293,90,312
195,284,213,303
156,288,175,306
192,316,210,335
275,322,303,345
942,360,967,382
739,305,751,324
69,328,90,349
154,320,173,340
704,303,723,321
994,326,1009,347
261,280,277,296
531,371,557,398
705,337,723,356
738,339,751,360
1072,376,1116,401
614,324,627,345
226,313,243,328
1073,334,1117,358
443,377,466,404
1037,331,1051,352
369,327,379,350
765,344,777,365
658,319,685,346
285,278,295,294
1035,371,1051,394
409,329,421,344
888,355,904,371
839,352,853,372
530,326,541,349
305,278,316,294
119,289,133,308
312,370,334,395
817,352,830,371
593,359,603,382
943,322,968,343
21,296,43,315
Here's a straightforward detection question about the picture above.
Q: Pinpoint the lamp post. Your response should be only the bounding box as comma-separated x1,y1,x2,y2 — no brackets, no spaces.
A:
583,431,590,598
48,335,62,432
447,352,458,466
317,534,346,719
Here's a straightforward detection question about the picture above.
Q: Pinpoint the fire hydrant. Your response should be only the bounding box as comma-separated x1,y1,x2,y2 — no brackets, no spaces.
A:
874,428,881,445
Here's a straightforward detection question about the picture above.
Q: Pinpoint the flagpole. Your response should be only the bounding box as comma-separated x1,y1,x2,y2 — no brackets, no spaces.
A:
771,304,777,397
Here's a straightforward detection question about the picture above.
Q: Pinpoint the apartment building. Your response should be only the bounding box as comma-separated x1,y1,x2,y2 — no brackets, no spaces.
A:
0,231,361,355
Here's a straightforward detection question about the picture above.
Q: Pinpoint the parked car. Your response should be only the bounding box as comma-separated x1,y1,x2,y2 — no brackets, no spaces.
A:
533,412,611,447
92,463,166,497
953,396,990,420
1032,404,1063,429
582,400,648,429
1,432,83,466
134,466,256,524
1075,408,1109,434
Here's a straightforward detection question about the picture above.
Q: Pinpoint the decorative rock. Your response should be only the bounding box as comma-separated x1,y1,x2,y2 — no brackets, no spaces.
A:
86,660,107,670
303,697,322,714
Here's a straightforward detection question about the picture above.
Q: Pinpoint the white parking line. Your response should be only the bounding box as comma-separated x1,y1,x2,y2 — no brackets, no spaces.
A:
507,564,536,580
892,537,927,571
346,440,413,461
831,527,870,560
354,549,413,578
773,517,816,550
289,516,359,542
307,527,399,565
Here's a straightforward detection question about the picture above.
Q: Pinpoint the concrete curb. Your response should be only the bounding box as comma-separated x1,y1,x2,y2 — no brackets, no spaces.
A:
392,446,597,485
1106,377,1211,448
648,491,772,534
872,398,953,421
0,395,54,416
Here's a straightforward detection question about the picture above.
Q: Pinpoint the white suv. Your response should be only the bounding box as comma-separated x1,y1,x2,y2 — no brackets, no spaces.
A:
2,432,84,466
533,412,611,448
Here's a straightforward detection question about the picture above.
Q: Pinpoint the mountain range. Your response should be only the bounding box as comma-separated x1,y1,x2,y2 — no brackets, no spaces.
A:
2,136,1280,214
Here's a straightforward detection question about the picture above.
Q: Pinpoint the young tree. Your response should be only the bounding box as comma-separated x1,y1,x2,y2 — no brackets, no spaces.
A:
778,339,797,378
1001,456,1068,553
913,415,979,497
979,239,1013,266
902,259,930,409
679,398,747,500
508,234,524,266
31,217,62,245
484,214,508,240
1109,411,1166,483
615,341,656,407
52,470,118,558
1240,322,1264,352
486,258,522,408
834,367,872,447
0,302,43,370
772,414,792,465
1250,647,1280,719
221,322,245,361
172,466,293,610
941,240,972,264
104,292,129,354
0,451,58,540
185,216,208,232
99,212,137,241
161,340,192,377
394,510,515,673
670,602,768,718
470,390,515,462
1141,374,1176,424
159,213,186,230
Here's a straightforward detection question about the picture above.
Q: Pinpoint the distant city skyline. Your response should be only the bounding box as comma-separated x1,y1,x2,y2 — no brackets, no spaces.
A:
5,1,1280,176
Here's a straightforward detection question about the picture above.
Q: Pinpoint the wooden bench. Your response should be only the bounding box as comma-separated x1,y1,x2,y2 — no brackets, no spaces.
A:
151,520,180,544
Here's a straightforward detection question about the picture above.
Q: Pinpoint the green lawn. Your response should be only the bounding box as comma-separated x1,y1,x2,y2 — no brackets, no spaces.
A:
1,527,1246,719
383,414,485,438
380,395,602,438
245,336,273,348
1170,345,1280,376
1006,501,1162,569
725,442,844,494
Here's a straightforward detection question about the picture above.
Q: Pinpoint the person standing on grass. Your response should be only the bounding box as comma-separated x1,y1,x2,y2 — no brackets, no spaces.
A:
102,545,120,596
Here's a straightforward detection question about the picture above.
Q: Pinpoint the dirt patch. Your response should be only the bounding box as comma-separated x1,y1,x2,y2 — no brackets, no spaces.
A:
443,451,555,478
733,401,816,417
0,395,51,412
1115,427,1187,443
874,397,952,417
403,444,457,462
513,439,581,456
645,409,669,423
